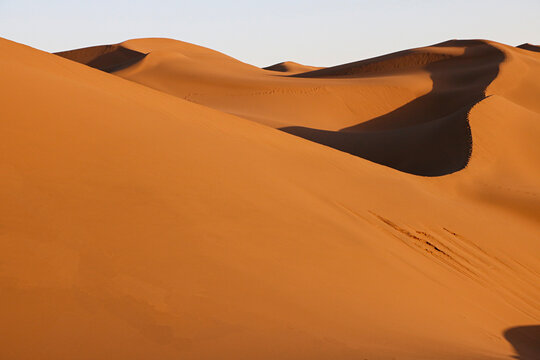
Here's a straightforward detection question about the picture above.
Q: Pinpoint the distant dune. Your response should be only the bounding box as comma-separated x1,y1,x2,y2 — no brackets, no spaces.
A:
291,41,467,78
263,61,323,74
1,36,539,360
517,43,540,52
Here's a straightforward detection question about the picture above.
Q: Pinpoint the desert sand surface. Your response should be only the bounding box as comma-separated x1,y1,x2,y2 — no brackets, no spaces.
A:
1,36,539,359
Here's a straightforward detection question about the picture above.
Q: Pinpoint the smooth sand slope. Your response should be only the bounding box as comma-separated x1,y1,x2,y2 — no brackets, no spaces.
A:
1,37,539,359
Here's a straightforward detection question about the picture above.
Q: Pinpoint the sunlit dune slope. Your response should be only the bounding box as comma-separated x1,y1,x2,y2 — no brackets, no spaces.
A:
1,37,539,360
292,40,468,78
111,38,430,132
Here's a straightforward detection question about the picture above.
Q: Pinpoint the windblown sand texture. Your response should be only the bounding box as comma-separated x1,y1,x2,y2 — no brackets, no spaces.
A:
1,36,539,359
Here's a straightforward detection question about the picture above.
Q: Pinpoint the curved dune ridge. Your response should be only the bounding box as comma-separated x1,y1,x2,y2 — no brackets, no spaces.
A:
291,41,464,78
1,37,540,360
75,38,508,176
283,40,505,175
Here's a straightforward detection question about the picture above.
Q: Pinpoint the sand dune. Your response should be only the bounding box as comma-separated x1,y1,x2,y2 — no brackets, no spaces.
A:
283,40,505,175
517,43,540,52
1,36,539,360
292,40,468,78
92,39,505,176
263,61,323,74
107,38,430,132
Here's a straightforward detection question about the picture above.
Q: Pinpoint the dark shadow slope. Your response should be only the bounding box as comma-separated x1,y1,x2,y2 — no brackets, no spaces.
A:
282,40,505,176
504,325,540,360
55,44,147,73
264,62,297,72
517,43,540,53
263,61,323,74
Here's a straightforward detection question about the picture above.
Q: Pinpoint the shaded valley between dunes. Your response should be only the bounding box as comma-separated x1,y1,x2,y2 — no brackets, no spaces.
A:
282,40,505,176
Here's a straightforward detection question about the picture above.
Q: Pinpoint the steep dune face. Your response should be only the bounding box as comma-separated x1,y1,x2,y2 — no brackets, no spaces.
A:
2,37,540,360
442,42,540,226
283,40,505,175
55,44,147,72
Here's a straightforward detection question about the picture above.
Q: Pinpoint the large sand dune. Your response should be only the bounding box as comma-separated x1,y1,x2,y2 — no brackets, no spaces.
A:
1,36,539,359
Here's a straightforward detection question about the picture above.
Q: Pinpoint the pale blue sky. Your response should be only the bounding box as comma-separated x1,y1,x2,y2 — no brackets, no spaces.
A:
1,0,539,67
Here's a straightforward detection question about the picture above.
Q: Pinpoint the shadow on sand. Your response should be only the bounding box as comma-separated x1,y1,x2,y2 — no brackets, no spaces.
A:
55,44,147,73
281,40,505,176
504,325,540,359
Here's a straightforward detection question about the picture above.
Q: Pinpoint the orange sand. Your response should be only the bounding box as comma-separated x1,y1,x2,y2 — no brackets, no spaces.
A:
0,37,539,359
